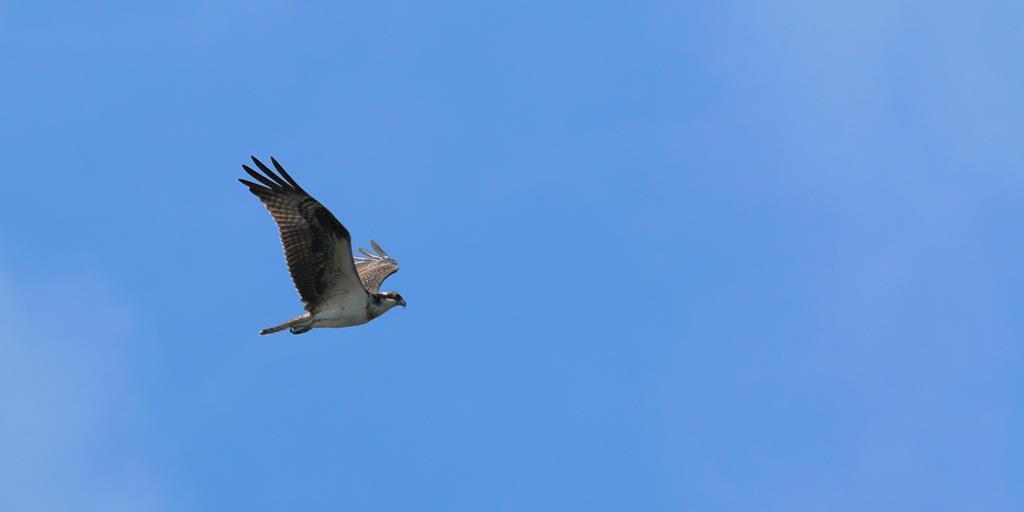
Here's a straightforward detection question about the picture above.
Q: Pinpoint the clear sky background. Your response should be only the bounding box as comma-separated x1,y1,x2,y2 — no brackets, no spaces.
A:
2,1,1022,510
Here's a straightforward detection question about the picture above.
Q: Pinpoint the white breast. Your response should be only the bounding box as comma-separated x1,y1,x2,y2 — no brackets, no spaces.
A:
311,291,370,327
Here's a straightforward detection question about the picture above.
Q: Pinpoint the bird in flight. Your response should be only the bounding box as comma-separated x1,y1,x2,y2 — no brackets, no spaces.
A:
238,156,405,335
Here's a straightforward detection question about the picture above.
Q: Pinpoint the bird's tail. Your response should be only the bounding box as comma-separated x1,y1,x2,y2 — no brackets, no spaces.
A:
259,313,313,335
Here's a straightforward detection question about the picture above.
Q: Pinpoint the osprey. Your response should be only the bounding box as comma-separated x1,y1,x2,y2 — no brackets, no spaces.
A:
238,156,405,335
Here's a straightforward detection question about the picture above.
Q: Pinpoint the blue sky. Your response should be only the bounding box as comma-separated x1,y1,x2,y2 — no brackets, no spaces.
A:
2,0,1022,510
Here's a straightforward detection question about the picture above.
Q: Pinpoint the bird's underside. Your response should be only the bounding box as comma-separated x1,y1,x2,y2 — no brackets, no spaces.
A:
238,156,404,335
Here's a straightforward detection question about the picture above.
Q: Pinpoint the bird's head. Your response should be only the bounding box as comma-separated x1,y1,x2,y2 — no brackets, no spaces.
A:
380,291,407,309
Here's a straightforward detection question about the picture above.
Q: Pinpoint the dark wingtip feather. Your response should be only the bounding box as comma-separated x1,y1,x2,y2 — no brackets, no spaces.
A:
242,164,280,189
250,156,290,188
270,156,303,191
238,179,271,197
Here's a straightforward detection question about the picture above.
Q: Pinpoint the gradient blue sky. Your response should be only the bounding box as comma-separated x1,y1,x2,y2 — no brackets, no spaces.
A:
2,1,1022,510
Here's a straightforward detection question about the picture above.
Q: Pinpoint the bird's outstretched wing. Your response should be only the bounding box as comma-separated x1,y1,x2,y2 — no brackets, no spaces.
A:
238,156,365,311
354,240,400,293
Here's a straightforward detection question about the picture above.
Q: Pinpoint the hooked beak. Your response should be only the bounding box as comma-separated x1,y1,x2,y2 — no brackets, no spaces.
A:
399,297,407,308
